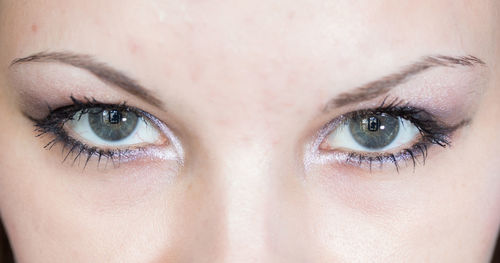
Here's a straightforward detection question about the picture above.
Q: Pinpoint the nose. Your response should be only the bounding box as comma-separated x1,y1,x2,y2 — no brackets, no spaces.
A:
165,140,312,263
216,146,273,261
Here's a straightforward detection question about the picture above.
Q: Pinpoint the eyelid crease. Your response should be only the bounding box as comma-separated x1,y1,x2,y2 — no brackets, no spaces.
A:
10,51,166,110
323,54,486,111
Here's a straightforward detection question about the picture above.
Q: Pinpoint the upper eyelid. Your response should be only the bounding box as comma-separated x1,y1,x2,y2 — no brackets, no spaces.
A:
12,52,486,120
333,99,432,125
322,55,486,111
317,102,454,149
32,97,144,121
11,51,166,110
32,100,165,145
321,103,468,150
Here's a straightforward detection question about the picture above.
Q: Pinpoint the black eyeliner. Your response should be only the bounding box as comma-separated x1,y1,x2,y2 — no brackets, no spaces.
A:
319,96,470,173
27,96,147,169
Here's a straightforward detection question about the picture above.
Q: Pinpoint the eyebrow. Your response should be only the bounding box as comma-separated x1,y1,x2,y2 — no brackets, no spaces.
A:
324,55,486,111
10,51,164,109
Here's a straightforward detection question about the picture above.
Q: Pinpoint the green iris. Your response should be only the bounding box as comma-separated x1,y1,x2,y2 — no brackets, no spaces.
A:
349,113,400,149
88,108,139,141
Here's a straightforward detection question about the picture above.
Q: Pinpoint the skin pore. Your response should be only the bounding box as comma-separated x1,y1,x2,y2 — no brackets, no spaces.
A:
0,0,499,262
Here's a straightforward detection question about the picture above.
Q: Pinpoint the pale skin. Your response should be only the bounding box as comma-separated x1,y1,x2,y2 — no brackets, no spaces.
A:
0,0,499,262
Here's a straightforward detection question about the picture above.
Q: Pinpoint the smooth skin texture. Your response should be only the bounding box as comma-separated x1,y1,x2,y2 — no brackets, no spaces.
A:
0,0,499,262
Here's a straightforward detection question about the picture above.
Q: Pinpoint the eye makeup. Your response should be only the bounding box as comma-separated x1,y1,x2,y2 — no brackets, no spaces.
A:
8,55,185,171
26,96,182,169
317,98,469,172
9,60,166,120
303,56,488,175
9,52,488,176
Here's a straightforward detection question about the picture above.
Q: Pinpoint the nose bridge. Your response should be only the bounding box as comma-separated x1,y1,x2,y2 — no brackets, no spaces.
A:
178,84,302,261
215,143,273,261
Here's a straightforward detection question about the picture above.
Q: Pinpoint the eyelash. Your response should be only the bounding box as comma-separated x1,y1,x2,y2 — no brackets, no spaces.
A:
29,96,155,168
319,98,467,172
30,96,464,172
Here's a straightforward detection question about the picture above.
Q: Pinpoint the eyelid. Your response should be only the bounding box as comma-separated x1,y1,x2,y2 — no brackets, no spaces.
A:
65,109,166,148
306,99,465,173
29,97,185,168
320,117,421,153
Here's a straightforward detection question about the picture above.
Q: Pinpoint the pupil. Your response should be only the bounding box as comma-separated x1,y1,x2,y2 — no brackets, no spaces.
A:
108,110,122,124
367,116,379,131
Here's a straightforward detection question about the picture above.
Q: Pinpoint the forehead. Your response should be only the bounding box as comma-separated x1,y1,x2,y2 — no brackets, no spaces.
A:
0,0,494,120
2,0,492,73
3,1,491,47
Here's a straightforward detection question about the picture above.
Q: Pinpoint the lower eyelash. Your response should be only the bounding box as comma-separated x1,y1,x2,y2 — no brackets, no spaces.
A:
28,97,151,169
35,122,143,169
339,141,433,173
315,97,469,173
333,118,467,173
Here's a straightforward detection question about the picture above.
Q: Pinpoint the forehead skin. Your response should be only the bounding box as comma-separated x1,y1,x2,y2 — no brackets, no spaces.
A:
0,0,499,262
1,0,497,112
0,0,496,149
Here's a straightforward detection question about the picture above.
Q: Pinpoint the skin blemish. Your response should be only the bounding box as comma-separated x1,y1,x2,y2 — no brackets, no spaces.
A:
128,39,141,55
31,24,38,33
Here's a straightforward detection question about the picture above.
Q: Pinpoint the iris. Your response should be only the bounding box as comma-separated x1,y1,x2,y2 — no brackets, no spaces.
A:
88,109,139,141
349,113,399,149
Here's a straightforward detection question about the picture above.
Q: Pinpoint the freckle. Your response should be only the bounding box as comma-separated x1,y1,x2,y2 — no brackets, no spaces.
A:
128,41,141,54
31,24,38,33
190,68,201,83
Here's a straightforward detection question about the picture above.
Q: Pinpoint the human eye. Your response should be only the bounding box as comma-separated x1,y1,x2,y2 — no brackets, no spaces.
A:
317,98,467,172
29,96,179,168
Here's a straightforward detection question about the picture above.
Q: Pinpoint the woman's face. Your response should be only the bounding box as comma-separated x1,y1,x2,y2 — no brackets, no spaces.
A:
0,0,499,262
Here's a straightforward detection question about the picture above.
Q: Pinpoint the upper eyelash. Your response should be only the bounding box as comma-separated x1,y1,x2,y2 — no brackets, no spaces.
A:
31,96,466,172
354,97,463,145
322,97,468,172
29,96,148,169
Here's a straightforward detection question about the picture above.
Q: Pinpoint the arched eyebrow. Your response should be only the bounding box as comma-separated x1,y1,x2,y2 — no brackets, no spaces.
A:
10,51,165,109
324,55,486,111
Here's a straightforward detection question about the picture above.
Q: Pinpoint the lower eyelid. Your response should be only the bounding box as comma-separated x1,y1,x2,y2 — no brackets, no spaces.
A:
35,126,179,169
312,141,431,173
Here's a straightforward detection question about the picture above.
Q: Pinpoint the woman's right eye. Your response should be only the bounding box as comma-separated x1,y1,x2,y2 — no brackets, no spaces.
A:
67,108,163,148
30,98,174,167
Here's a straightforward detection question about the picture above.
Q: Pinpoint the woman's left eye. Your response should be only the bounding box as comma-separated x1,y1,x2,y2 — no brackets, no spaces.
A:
321,113,420,153
67,108,161,147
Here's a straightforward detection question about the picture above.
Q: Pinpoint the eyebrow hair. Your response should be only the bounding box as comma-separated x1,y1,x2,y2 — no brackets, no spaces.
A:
10,51,164,109
324,55,485,111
